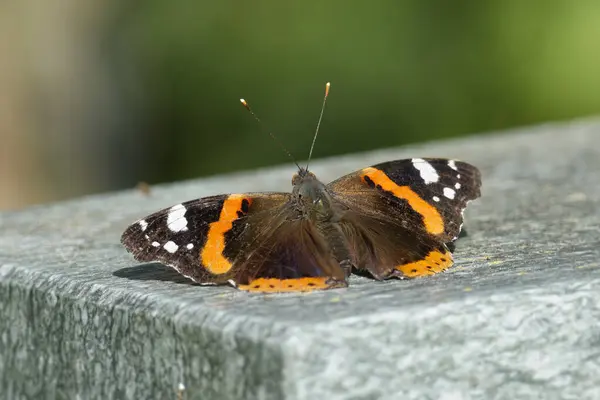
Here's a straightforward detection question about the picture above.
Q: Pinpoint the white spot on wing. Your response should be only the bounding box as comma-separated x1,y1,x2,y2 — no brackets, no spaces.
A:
167,204,188,232
152,241,160,247
443,187,456,199
412,158,439,184
455,182,461,189
457,174,461,179
432,196,440,202
139,220,148,231
163,241,179,253
186,243,194,249
448,160,458,171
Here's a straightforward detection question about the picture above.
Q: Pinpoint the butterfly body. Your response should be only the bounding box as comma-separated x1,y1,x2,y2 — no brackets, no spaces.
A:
121,158,481,293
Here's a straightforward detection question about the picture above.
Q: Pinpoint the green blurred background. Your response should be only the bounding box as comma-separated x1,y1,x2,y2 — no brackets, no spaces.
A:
1,1,599,209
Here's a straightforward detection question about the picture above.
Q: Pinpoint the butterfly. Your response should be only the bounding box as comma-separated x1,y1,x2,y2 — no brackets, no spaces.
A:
120,83,482,292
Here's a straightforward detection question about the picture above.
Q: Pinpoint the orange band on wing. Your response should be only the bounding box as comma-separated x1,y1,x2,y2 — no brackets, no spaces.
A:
361,167,444,235
395,250,453,277
238,277,345,293
201,195,250,274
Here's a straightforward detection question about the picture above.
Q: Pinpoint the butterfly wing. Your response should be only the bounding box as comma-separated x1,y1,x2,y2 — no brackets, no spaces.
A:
231,217,348,292
327,158,481,279
120,193,347,292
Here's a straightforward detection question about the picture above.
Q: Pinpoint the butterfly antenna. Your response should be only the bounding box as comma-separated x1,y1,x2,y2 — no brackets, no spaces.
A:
240,98,302,171
306,82,330,171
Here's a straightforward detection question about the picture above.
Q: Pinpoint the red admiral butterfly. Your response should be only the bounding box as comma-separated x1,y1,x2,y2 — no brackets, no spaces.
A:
121,83,482,292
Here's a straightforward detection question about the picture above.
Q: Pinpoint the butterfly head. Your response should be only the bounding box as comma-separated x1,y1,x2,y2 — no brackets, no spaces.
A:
292,167,316,185
292,168,335,219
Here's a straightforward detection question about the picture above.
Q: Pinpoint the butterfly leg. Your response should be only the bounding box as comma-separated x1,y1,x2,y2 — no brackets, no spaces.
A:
388,268,409,280
339,259,354,278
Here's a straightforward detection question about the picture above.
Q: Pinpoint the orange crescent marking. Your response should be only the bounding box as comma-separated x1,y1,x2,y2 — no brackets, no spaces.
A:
395,250,453,277
238,277,341,293
361,167,445,235
201,195,250,274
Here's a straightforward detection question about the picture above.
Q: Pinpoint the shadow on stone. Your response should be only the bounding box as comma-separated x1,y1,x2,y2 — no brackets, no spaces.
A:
113,263,199,285
446,228,468,253
113,229,470,284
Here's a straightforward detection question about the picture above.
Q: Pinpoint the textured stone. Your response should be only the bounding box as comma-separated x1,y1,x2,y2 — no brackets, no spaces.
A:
1,119,600,400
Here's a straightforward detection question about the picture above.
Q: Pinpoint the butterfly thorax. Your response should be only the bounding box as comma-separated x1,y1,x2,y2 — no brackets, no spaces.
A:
292,168,339,221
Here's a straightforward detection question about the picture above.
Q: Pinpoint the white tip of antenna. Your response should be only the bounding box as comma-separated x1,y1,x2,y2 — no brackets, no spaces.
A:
240,98,246,104
178,383,186,391
325,82,331,96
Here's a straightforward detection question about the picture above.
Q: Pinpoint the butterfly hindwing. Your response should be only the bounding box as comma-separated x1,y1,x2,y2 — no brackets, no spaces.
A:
327,158,481,279
331,210,455,279
232,219,348,292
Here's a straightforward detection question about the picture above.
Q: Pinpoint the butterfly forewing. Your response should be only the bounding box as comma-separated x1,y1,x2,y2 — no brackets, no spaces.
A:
329,158,481,242
379,158,480,240
121,195,238,283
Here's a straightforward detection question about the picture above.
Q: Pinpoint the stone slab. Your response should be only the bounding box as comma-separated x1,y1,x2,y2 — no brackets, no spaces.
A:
1,119,600,399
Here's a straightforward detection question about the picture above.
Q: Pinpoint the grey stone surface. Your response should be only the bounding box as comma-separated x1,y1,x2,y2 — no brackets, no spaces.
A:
1,119,600,400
